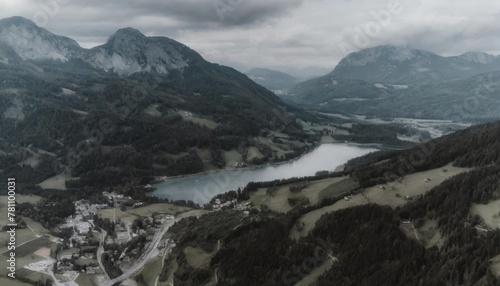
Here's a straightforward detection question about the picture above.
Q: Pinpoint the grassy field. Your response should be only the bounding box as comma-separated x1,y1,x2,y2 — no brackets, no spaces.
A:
0,217,46,250
0,277,34,286
158,256,178,286
289,194,369,240
139,257,163,286
75,273,99,286
250,186,298,213
249,177,358,214
471,199,500,229
37,173,71,190
289,164,471,240
246,146,264,162
13,268,53,285
96,207,137,224
197,148,216,171
184,246,214,269
126,203,192,218
361,163,472,208
223,150,243,168
176,210,210,219
0,195,42,225
6,237,54,258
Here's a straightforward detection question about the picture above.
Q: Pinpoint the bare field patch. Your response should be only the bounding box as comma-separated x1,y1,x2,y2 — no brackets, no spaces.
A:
471,199,500,229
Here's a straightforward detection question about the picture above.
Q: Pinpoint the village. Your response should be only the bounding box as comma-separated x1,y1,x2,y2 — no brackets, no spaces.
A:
17,191,176,286
16,190,254,286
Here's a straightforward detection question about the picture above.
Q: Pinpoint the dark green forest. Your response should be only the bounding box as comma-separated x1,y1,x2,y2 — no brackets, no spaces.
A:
158,121,500,286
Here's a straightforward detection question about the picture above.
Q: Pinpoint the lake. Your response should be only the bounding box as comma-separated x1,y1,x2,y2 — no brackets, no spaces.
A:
150,143,378,205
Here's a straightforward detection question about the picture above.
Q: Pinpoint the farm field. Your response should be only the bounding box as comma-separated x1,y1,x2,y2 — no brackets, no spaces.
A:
289,164,471,240
126,203,192,217
249,176,358,213
0,237,56,279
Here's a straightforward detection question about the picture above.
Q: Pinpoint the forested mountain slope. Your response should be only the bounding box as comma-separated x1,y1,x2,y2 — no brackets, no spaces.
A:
0,17,316,191
162,120,500,285
289,46,500,121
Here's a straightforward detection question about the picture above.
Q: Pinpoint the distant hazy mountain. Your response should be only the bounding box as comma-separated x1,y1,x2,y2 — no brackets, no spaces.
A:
290,45,500,121
331,45,500,84
286,66,331,79
245,68,299,94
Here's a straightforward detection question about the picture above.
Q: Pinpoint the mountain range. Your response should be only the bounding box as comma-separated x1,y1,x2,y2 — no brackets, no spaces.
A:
289,45,500,121
0,16,317,190
0,16,200,75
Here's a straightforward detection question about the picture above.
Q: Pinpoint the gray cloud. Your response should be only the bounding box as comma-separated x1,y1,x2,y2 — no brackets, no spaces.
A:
1,0,499,74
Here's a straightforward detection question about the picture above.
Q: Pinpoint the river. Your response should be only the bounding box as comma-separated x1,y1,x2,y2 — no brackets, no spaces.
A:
150,143,378,204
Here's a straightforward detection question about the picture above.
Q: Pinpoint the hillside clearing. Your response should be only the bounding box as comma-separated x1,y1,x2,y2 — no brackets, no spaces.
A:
184,246,214,269
37,173,72,190
417,220,444,249
471,199,500,229
290,164,471,240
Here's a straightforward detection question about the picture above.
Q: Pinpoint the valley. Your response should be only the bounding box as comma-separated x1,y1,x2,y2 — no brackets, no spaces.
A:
0,12,499,286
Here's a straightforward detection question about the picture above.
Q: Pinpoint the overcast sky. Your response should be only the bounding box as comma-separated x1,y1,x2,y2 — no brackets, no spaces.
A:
1,0,500,76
